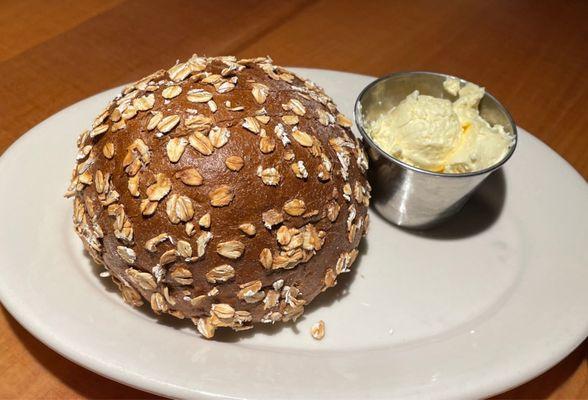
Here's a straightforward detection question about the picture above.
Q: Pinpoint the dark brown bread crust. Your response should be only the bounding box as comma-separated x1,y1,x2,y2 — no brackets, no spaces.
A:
67,56,370,338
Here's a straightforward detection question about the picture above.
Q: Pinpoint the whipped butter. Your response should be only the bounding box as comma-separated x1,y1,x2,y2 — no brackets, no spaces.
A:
367,77,513,173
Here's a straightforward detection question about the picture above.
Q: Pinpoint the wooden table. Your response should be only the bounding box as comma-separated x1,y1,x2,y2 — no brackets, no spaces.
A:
0,1,586,398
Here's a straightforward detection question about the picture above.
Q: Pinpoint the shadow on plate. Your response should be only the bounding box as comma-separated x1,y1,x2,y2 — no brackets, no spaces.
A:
379,169,507,240
84,239,369,342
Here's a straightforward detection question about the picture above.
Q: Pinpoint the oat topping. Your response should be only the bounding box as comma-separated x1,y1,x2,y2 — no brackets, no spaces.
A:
238,280,264,303
216,240,245,259
76,144,94,161
311,320,325,340
159,249,177,265
140,199,158,216
166,137,188,163
347,204,357,230
216,80,236,94
94,170,105,193
196,317,215,338
163,287,177,306
147,111,163,130
175,168,203,186
116,246,136,264
185,222,196,237
323,268,337,291
336,114,352,128
263,290,280,309
292,130,313,147
185,114,212,131
283,150,295,161
111,120,126,132
208,185,234,207
211,303,235,322
259,248,273,269
342,183,352,201
259,136,276,153
145,233,170,252
317,109,332,126
168,62,191,82
171,266,193,285
224,101,244,111
162,85,182,99
133,94,155,111
196,231,213,258
126,268,157,291
275,123,291,146
146,173,171,201
202,74,222,84
199,213,211,229
122,139,150,176
282,115,299,125
166,194,194,223
102,142,115,159
127,174,139,197
260,167,281,186
291,160,308,179
262,209,284,229
209,126,230,148
90,124,109,138
109,108,122,122
206,264,235,283
68,55,370,339
251,82,269,104
283,199,306,216
176,240,193,258
150,292,168,313
225,155,244,171
242,116,261,134
256,115,270,124
273,279,284,291
284,98,306,116
187,89,213,103
111,205,134,244
189,132,214,156
157,114,181,133
239,223,256,236
326,201,341,222
276,226,291,245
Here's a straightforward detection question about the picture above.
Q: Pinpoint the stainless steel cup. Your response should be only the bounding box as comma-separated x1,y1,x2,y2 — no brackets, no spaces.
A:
354,71,517,229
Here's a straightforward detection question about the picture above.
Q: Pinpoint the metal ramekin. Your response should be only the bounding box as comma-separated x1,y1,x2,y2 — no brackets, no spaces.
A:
354,71,518,229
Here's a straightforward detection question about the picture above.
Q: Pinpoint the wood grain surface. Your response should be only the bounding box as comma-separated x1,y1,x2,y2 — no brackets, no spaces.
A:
0,0,586,398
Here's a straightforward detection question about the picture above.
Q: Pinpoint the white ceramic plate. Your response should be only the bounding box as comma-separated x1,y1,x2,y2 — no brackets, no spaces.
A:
0,68,587,400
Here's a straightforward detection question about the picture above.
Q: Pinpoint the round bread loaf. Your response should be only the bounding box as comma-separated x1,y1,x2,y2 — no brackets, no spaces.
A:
67,55,370,338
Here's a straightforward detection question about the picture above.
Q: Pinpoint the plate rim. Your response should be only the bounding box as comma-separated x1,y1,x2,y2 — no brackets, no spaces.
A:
0,67,587,400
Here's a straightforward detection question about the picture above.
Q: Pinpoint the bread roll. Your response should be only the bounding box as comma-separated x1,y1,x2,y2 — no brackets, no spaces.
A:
66,55,370,338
